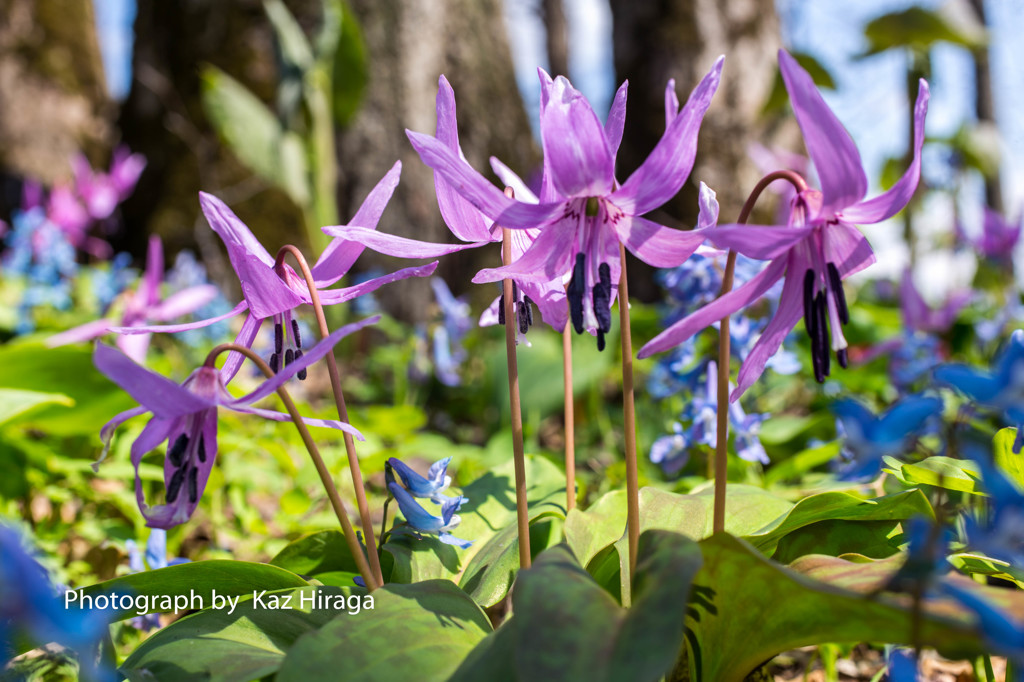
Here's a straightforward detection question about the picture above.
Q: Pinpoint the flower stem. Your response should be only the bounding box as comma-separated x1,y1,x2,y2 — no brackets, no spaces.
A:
502,224,532,569
275,245,385,586
619,242,640,577
203,343,379,591
713,170,809,534
563,320,576,512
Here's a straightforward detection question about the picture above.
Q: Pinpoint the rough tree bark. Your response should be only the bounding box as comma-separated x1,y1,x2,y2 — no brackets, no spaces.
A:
610,0,787,299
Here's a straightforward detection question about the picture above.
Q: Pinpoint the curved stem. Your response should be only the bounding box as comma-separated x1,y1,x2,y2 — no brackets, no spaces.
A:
563,321,576,512
274,245,384,586
619,242,640,578
203,343,378,591
713,170,809,534
502,221,532,569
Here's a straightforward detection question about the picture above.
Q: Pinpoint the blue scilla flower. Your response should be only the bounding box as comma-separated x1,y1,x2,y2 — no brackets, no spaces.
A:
125,529,189,631
831,395,942,480
92,251,136,311
647,341,702,399
387,456,461,504
649,423,690,475
4,208,79,333
938,580,1024,666
962,451,1024,568
886,648,920,681
388,481,471,549
0,524,111,671
891,331,943,390
935,329,1024,452
727,313,801,375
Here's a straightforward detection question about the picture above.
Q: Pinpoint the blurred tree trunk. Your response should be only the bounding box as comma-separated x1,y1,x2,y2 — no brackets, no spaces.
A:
609,0,786,300
0,0,111,202
119,0,534,321
966,0,1002,214
542,0,570,79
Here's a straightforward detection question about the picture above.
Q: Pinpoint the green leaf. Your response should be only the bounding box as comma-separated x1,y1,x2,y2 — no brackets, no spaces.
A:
200,65,310,205
275,581,491,681
119,585,356,682
0,388,73,426
745,489,933,557
0,344,137,435
687,534,1022,682
949,552,1024,589
771,520,904,564
385,454,566,590
331,0,368,126
263,0,314,72
269,529,363,577
453,531,702,682
884,456,984,494
993,427,1024,490
764,441,842,486
862,6,986,56
77,560,309,623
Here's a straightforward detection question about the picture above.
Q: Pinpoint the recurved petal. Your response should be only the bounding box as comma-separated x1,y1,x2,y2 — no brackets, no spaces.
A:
237,254,306,319
150,285,220,321
639,257,786,359
875,396,942,444
94,343,216,417
47,318,115,347
140,235,164,305
490,157,538,204
522,278,570,332
824,221,877,278
664,78,680,126
778,50,868,214
111,300,248,335
231,405,364,440
605,80,629,156
614,215,707,268
219,313,263,384
705,225,814,260
933,364,1002,403
731,260,805,400
199,192,275,267
696,182,719,230
612,57,723,216
472,221,574,284
97,405,150,468
407,131,565,229
317,263,438,306
540,75,615,197
322,225,489,258
841,80,930,224
312,161,403,287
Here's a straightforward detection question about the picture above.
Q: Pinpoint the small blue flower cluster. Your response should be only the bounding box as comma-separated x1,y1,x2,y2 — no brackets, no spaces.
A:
410,277,474,387
2,208,79,333
386,456,472,549
165,250,234,347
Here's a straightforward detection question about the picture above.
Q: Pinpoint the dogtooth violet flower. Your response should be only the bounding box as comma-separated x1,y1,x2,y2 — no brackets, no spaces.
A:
830,395,942,480
322,76,572,339
393,62,723,349
639,50,930,399
48,236,219,362
899,268,970,334
94,318,375,528
935,329,1024,452
113,163,437,380
956,206,1022,265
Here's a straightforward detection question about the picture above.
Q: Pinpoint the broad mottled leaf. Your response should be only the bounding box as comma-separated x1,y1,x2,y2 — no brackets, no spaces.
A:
687,534,1021,682
77,560,309,623
458,515,563,607
119,585,357,682
884,456,983,494
275,581,491,682
745,489,932,556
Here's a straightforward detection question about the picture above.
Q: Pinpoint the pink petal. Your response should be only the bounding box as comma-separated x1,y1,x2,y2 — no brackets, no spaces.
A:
611,57,724,216
94,343,216,417
614,215,707,268
318,263,438,307
638,257,786,359
479,296,501,327
540,76,615,197
472,222,575,284
696,182,719,230
605,80,629,155
112,300,248,334
432,76,494,243
220,313,263,384
778,50,867,214
523,279,570,332
732,258,805,399
664,78,680,126
407,131,565,229
140,236,164,306
199,192,274,267
312,161,402,287
116,333,151,364
823,221,876,278
840,79,930,224
151,285,220,321
321,225,489,258
490,157,538,204
229,405,364,440
705,225,815,260
97,405,149,468
47,318,115,347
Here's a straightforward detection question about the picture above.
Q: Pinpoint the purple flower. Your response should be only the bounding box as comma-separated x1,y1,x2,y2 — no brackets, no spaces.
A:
401,63,723,348
639,50,930,400
323,77,569,336
113,164,437,380
71,146,146,221
935,329,1024,452
48,236,219,362
957,207,1022,263
94,319,374,528
900,268,970,334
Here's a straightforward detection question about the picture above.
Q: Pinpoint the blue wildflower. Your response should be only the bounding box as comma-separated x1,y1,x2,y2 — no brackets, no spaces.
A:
831,395,942,480
649,423,690,475
164,249,234,348
387,456,464,504
647,342,701,399
92,252,136,311
886,647,920,681
0,524,112,674
388,481,471,549
938,580,1024,666
935,329,1024,452
125,530,189,631
962,451,1024,568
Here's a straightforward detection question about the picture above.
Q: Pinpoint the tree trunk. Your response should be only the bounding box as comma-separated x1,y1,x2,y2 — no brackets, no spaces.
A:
609,0,786,300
